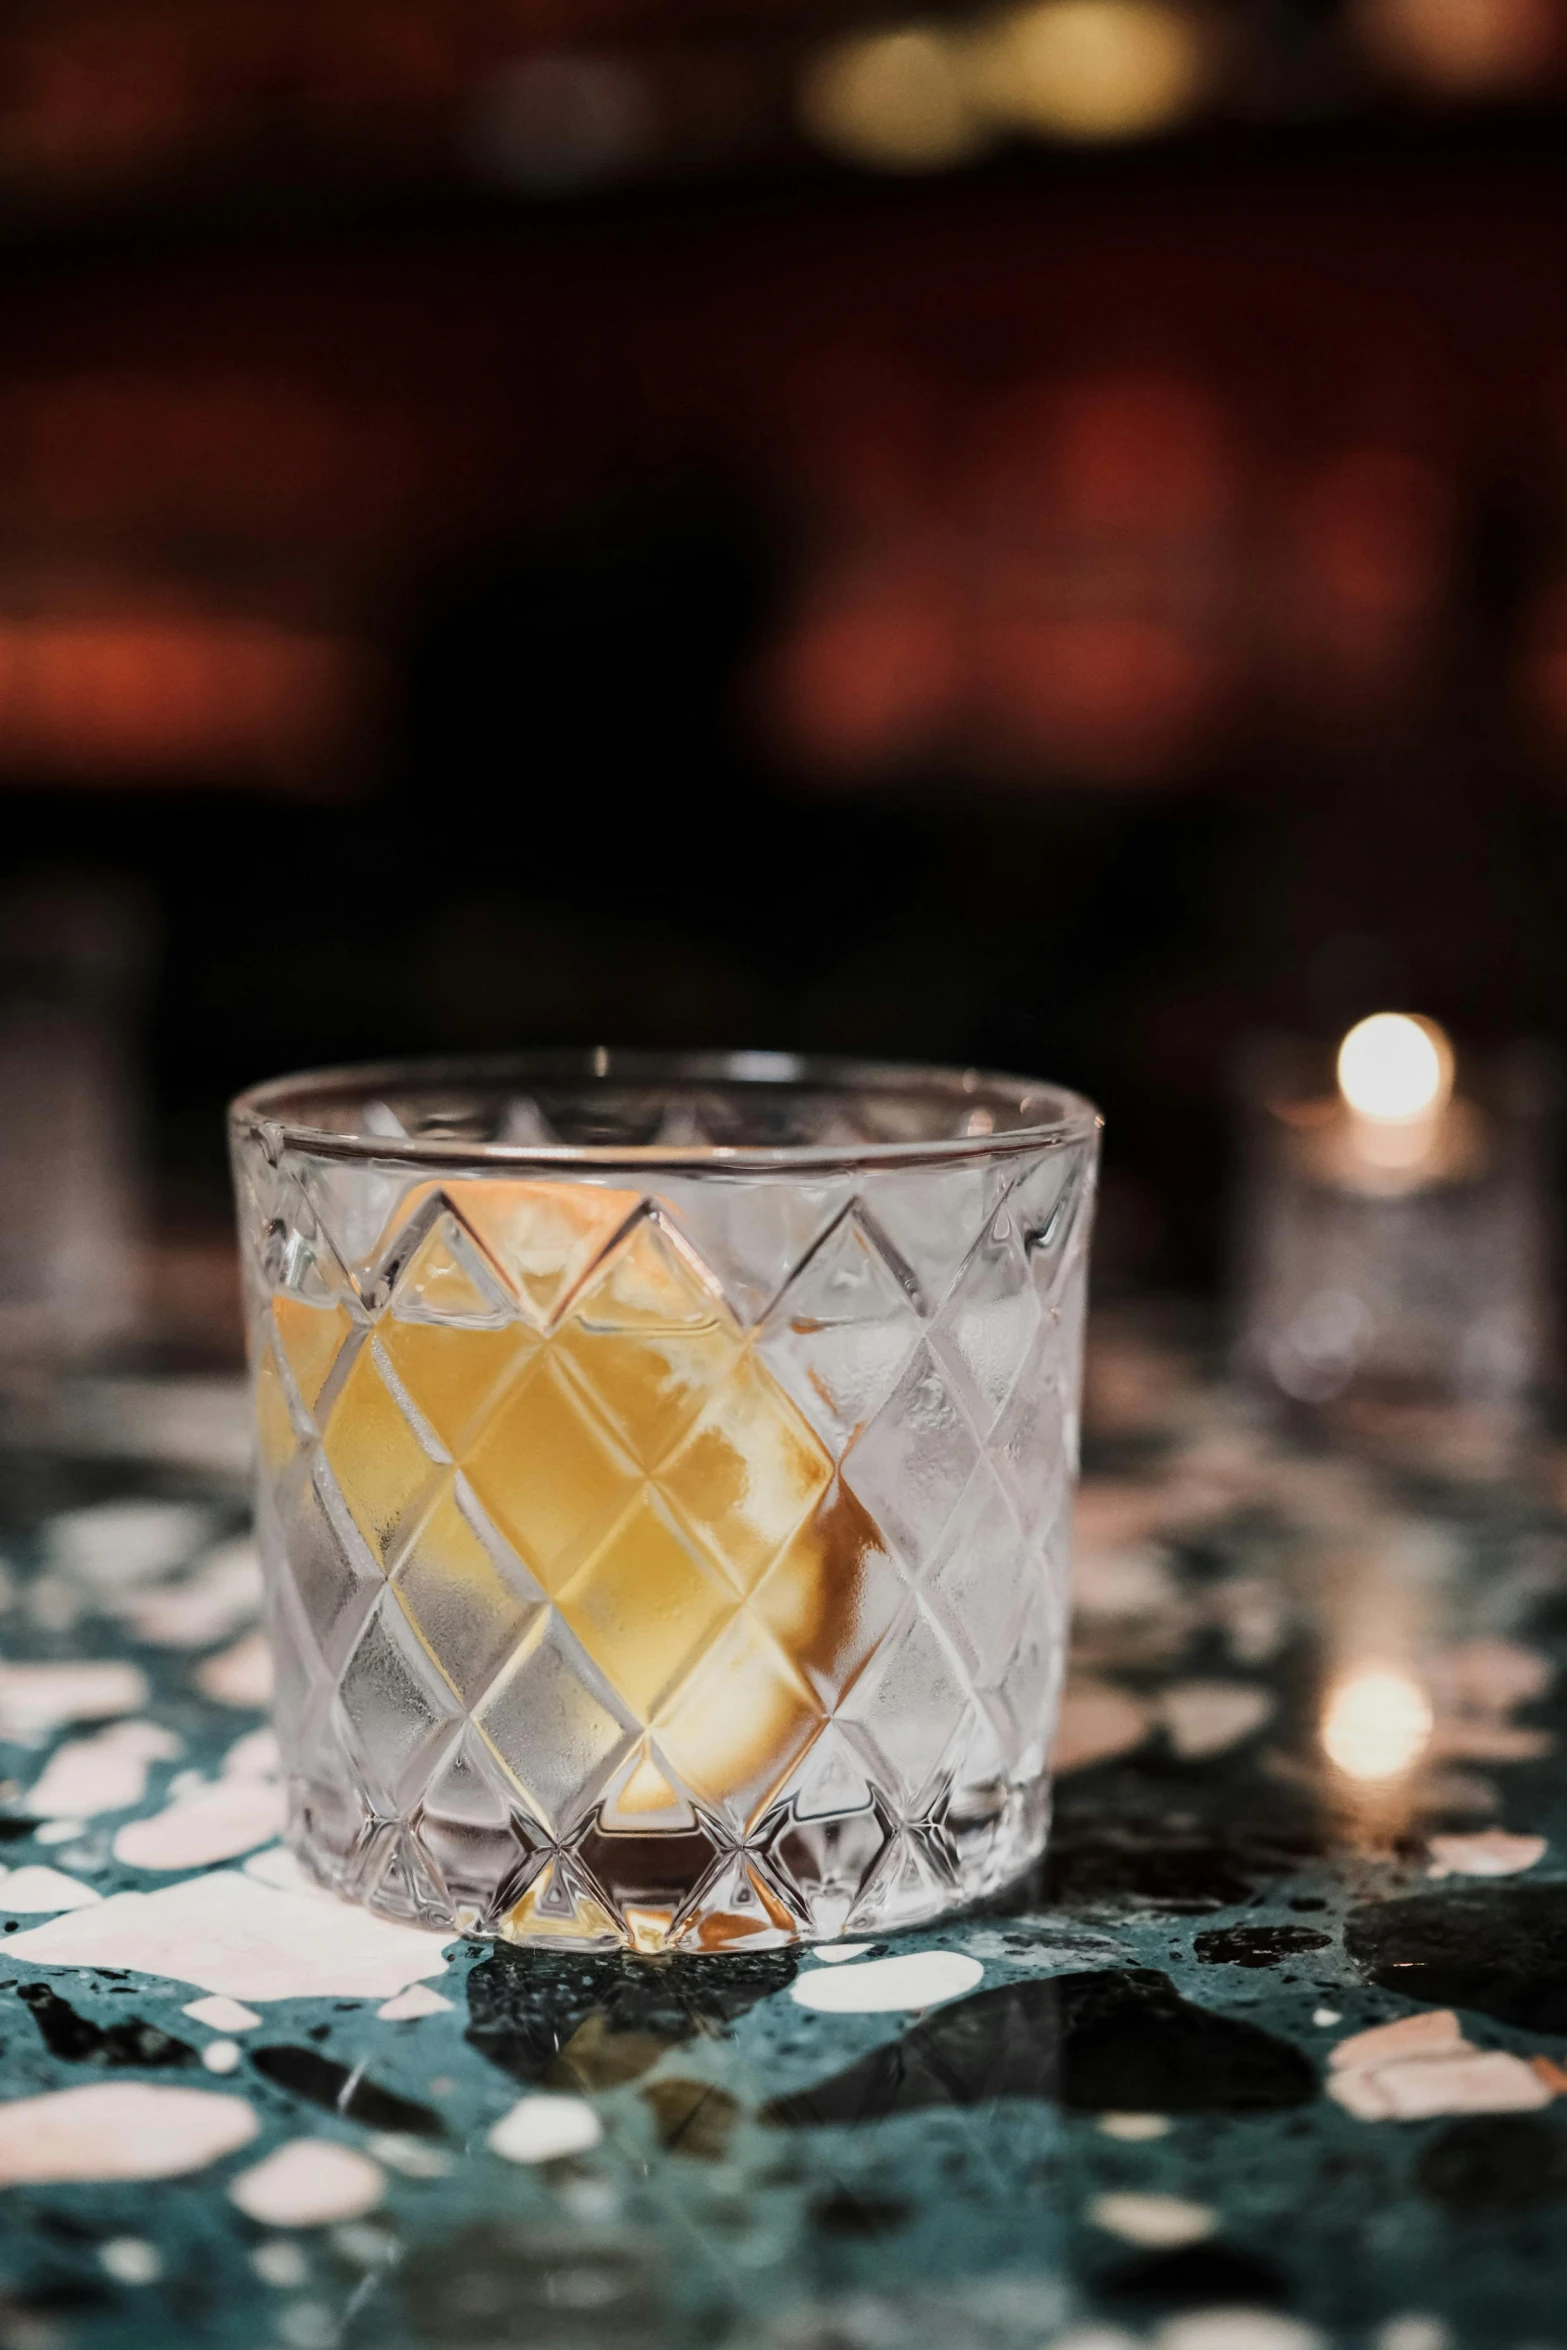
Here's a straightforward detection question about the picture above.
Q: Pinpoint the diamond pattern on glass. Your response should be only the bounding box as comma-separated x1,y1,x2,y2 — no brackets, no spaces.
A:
241,1121,1094,1949
445,1177,641,1327
991,1320,1073,1539
272,1294,358,1418
378,1315,537,1459
253,1338,300,1477
920,1468,1034,1691
984,1571,1062,1782
389,1477,544,1707
559,1492,734,1721
750,1481,904,1713
1013,1147,1091,1301
335,1587,465,1814
837,1599,970,1811
930,1202,1042,1434
301,1155,418,1307
861,1156,1012,1314
417,1724,545,1927
757,1205,922,1453
655,1610,823,1833
277,1459,383,1674
655,1172,854,1328
387,1205,516,1327
553,1214,740,1471
657,1349,833,1595
842,1341,981,1575
475,1609,635,1837
319,1338,445,1569
265,1170,358,1307
462,1355,639,1595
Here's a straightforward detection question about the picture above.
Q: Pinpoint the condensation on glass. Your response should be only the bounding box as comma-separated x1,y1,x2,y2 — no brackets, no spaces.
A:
229,1053,1099,1954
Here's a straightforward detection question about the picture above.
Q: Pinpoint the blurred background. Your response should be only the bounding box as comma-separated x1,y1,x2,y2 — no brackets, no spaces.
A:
5,0,1567,1370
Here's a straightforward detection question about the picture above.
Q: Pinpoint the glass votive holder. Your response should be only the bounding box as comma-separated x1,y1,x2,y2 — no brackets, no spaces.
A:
1233,1022,1554,1456
230,1052,1099,1954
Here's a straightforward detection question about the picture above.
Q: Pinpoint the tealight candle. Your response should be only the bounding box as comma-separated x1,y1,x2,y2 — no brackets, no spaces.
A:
1288,1012,1488,1197
1234,1021,1550,1454
1338,1012,1452,1180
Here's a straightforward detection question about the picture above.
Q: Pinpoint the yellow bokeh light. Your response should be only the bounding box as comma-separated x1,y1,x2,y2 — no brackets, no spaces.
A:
971,0,1208,143
1321,1669,1433,1780
798,25,992,171
1336,1012,1453,1123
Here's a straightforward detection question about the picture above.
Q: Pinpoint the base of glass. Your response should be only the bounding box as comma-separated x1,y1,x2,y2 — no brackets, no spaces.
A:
287,1776,1054,1954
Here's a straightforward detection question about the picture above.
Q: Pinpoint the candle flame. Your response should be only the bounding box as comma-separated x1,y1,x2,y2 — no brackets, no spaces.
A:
1321,1668,1433,1780
1336,1013,1453,1124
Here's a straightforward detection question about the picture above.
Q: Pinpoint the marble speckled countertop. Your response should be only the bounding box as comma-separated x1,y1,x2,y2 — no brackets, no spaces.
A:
1,1324,1565,2350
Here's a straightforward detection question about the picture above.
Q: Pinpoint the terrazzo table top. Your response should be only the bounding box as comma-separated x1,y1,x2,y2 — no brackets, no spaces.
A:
2,1326,1566,2350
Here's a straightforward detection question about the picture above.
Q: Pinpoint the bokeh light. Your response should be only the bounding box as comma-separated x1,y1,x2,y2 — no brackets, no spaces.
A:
1321,1669,1434,1779
1337,1013,1454,1122
970,0,1209,143
1351,0,1558,98
798,25,991,171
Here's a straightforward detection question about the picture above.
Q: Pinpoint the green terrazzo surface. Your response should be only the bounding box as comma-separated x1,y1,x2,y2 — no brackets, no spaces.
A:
1,1331,1565,2350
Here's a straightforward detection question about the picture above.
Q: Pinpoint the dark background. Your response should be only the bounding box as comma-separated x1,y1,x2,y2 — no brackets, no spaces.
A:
6,0,1567,1343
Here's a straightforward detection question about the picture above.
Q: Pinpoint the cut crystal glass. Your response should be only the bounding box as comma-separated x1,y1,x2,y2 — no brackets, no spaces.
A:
230,1051,1099,1952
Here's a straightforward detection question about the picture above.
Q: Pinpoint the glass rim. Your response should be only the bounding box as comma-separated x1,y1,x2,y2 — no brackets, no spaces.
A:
229,1049,1101,1172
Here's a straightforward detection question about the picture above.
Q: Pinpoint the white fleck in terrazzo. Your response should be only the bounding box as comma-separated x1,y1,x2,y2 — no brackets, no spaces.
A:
46,1501,212,1594
26,1575,86,1633
0,1864,102,1913
223,1727,280,1781
0,2081,258,2183
202,2039,243,2074
184,1995,260,2032
1205,1576,1288,1666
0,1661,149,1742
1428,1638,1554,1713
244,1846,309,1889
1159,1681,1275,1759
26,1719,181,1820
367,2133,451,2178
376,1983,454,2021
229,2139,384,2227
117,1538,262,1650
488,2095,602,2164
1327,2007,1553,2121
790,1950,982,2014
1155,2314,1322,2350
1426,1830,1546,1879
1431,1719,1553,1763
810,1943,877,1966
1073,1541,1180,1620
113,1775,285,1870
1375,2320,1450,2350
99,2237,162,2285
1331,2011,1466,2071
1052,1681,1151,1774
1088,2191,1217,2247
278,2297,337,2349
252,2241,309,2288
4,1866,453,2001
196,1631,272,1709
1097,2112,1171,2141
